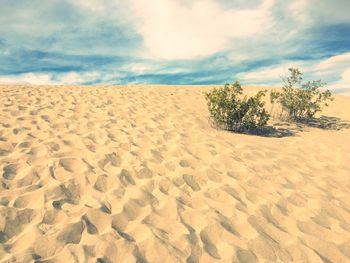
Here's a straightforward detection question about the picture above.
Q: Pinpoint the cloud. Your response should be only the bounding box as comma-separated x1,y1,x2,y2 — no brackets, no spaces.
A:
304,0,350,25
0,0,142,57
0,71,115,85
315,52,350,71
0,73,54,85
315,53,350,95
236,52,350,95
327,68,350,94
288,0,309,23
58,71,102,84
237,61,306,85
0,0,349,92
129,0,274,59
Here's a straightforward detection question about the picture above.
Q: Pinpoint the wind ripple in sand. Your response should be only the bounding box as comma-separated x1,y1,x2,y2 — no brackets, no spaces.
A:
0,85,350,262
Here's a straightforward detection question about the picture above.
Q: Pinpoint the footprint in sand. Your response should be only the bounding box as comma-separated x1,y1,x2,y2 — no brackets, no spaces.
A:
122,199,143,221
118,169,136,186
158,178,173,195
82,215,98,235
179,160,190,168
59,158,87,173
247,237,277,262
94,173,119,192
98,152,121,171
136,166,153,179
0,197,9,206
236,249,258,263
151,149,163,163
41,115,50,121
57,221,85,244
14,196,31,208
3,163,19,180
15,168,39,187
47,142,60,152
53,180,82,206
183,174,201,191
0,142,13,156
0,208,36,243
18,141,32,148
206,168,222,183
200,227,221,260
113,226,135,242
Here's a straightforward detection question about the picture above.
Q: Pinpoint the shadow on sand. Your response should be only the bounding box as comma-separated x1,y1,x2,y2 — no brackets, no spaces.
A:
209,119,298,138
246,126,298,138
297,116,350,130
212,115,350,138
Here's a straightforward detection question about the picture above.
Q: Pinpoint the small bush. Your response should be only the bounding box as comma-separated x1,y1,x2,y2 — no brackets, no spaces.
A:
205,81,270,132
270,68,333,121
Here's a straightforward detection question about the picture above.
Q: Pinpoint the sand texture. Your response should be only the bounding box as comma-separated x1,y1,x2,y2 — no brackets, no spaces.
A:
0,85,350,263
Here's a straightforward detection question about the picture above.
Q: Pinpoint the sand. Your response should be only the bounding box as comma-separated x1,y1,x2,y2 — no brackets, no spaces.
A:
0,84,350,263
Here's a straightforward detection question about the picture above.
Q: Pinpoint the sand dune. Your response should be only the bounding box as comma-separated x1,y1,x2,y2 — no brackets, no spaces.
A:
0,84,350,262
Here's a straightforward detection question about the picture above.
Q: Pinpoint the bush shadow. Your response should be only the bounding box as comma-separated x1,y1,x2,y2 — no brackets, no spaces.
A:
209,115,350,138
246,126,298,138
253,115,350,137
209,118,298,138
297,116,350,130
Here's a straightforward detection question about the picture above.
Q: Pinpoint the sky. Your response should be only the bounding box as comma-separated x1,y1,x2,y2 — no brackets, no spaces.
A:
0,0,349,94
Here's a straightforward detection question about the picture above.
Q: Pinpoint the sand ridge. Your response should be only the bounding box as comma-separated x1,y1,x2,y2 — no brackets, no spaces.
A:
0,84,350,262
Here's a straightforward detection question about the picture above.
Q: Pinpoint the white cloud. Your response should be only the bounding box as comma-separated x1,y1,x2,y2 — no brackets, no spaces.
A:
73,0,112,14
72,0,126,17
0,48,10,56
288,0,309,23
305,0,350,25
237,52,350,95
315,52,350,71
121,61,191,75
59,71,100,84
122,62,160,74
0,71,102,85
0,73,54,85
237,61,305,84
129,0,274,60
312,53,350,94
327,68,350,95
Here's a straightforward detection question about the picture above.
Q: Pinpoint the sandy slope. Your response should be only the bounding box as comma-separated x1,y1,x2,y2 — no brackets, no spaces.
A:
0,84,350,263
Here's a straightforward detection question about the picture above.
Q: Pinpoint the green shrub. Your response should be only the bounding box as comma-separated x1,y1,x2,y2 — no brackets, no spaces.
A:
270,68,333,121
205,81,270,132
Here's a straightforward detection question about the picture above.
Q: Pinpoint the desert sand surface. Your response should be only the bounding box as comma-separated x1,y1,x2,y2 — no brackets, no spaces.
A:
0,84,350,263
